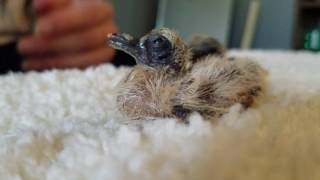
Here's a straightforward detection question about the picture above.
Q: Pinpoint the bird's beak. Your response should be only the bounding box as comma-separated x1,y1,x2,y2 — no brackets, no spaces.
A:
107,33,140,60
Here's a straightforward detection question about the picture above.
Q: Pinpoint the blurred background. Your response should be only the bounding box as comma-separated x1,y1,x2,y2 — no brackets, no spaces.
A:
111,0,320,51
0,0,319,74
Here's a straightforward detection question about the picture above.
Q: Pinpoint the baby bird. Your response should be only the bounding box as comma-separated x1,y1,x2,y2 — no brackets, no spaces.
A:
108,28,192,120
107,28,267,122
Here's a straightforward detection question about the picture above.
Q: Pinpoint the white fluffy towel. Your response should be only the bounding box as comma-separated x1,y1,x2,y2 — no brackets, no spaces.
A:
0,50,319,180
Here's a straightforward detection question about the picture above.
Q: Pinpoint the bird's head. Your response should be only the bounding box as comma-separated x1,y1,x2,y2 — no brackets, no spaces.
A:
107,28,192,75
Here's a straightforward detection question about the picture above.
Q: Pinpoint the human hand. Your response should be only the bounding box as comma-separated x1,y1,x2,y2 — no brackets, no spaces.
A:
18,0,118,70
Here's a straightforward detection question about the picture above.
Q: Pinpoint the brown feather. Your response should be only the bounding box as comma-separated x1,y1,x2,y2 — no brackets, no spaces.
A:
114,28,267,122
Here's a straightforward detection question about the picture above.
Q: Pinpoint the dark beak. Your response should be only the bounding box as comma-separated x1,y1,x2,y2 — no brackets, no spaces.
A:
107,33,140,60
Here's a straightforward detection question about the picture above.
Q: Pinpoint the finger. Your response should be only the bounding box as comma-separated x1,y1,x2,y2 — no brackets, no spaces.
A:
33,0,70,14
35,2,114,37
18,21,118,55
23,47,115,70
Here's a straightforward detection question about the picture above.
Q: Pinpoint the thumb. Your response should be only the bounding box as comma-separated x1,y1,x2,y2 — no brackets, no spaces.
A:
33,0,70,14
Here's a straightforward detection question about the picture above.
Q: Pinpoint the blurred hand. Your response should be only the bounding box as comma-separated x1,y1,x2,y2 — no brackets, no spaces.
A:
18,0,118,70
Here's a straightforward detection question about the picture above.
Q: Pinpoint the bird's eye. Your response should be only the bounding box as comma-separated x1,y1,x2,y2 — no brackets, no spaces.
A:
153,38,163,45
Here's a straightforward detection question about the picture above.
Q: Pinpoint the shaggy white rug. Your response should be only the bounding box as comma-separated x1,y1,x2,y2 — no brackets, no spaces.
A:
0,50,319,180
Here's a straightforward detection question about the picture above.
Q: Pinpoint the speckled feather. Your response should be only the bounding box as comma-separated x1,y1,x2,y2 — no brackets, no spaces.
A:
115,28,267,121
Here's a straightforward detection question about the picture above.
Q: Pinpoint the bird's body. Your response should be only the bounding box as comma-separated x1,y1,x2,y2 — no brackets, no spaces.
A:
117,66,179,120
173,56,266,121
108,28,267,122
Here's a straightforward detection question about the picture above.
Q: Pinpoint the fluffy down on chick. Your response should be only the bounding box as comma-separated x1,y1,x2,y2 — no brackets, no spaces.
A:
107,28,267,122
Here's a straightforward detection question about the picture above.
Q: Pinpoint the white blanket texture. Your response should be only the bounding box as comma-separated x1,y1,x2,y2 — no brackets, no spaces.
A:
0,50,319,180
